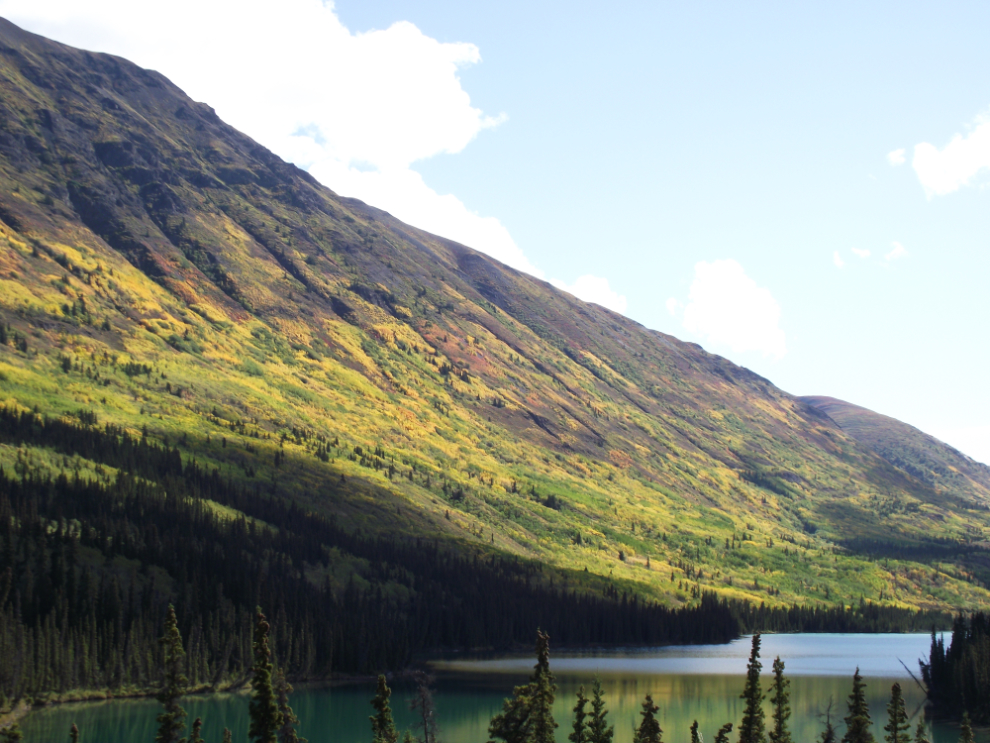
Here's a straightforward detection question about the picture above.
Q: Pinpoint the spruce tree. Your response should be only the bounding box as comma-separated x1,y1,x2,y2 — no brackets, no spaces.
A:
249,608,283,743
587,678,614,743
155,605,188,743
958,713,974,743
738,634,766,743
690,721,701,743
488,631,557,743
883,684,909,743
912,719,929,743
189,717,204,743
371,675,398,743
529,631,558,743
768,656,791,743
275,668,307,743
70,724,80,743
715,725,734,743
569,686,590,743
841,668,875,743
223,730,233,743
0,724,22,742
632,695,662,743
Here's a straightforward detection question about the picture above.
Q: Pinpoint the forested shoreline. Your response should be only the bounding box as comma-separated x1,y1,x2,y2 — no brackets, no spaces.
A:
0,407,952,711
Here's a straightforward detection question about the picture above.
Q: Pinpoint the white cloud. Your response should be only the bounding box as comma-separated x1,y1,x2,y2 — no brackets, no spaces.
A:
0,0,536,274
665,297,682,317
833,251,845,269
851,248,871,259
670,260,786,360
912,109,990,197
885,241,907,262
928,425,990,466
550,275,627,314
886,148,906,166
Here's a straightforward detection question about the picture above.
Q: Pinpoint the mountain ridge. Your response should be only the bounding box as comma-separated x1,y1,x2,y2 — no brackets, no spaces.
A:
0,16,988,615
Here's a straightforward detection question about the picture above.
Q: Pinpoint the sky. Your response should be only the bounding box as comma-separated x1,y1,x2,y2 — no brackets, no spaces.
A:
2,0,989,464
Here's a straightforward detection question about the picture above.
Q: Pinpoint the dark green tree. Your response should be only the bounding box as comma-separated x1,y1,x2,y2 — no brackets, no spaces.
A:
70,724,80,743
587,678,614,743
488,631,557,743
912,719,929,743
155,605,188,743
841,668,875,743
249,608,282,743
738,634,766,743
768,656,791,743
371,675,398,743
883,684,910,743
0,723,23,742
275,669,306,743
958,713,974,743
715,725,734,743
570,686,590,743
632,695,662,743
690,721,701,743
529,631,557,743
189,718,204,743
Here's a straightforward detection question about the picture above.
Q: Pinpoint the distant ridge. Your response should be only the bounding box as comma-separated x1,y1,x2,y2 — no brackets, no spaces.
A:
802,396,990,507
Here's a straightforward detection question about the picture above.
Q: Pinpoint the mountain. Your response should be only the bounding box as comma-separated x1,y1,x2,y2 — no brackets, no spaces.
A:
802,396,990,507
0,11,988,633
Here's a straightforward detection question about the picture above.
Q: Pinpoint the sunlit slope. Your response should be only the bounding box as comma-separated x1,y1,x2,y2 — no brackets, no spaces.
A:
0,17,988,611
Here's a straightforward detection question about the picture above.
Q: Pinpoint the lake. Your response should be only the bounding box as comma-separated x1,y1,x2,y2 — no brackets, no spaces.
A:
21,633,970,743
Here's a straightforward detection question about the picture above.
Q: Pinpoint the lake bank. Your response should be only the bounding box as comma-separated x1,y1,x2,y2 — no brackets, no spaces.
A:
20,632,966,743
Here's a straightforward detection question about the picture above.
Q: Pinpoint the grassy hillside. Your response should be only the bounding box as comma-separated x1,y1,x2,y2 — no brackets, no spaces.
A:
0,16,988,616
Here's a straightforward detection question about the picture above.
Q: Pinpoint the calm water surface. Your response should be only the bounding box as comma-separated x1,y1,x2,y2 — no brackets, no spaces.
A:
23,633,973,743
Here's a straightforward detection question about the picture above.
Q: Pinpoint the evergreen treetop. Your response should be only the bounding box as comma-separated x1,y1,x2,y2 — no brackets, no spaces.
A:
690,720,701,743
569,686,590,743
70,724,79,743
488,630,557,743
371,675,399,743
189,717,204,743
155,605,188,743
632,695,662,743
912,719,929,743
715,724,734,743
587,678,614,743
841,668,875,743
249,608,283,743
883,684,910,743
738,634,766,743
768,656,792,743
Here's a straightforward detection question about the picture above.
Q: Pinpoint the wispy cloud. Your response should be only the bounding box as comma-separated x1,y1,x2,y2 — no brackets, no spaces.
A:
886,149,906,166
668,260,785,360
884,242,907,263
833,251,845,269
851,248,871,259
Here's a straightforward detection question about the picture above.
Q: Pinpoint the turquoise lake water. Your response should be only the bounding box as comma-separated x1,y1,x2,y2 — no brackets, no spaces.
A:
21,633,972,743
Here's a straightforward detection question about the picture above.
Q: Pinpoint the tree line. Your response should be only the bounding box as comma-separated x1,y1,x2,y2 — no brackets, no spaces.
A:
0,406,740,706
921,612,990,724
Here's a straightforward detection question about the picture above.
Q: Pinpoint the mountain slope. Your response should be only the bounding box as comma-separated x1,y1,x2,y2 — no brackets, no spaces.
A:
802,395,990,508
0,17,988,614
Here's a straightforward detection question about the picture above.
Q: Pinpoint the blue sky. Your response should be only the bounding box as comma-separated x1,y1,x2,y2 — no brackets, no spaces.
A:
3,0,990,462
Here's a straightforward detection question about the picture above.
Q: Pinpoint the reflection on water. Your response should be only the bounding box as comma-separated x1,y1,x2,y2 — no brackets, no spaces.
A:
21,634,974,743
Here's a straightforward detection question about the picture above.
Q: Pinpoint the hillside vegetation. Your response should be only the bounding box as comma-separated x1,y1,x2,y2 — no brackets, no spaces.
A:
0,13,988,638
